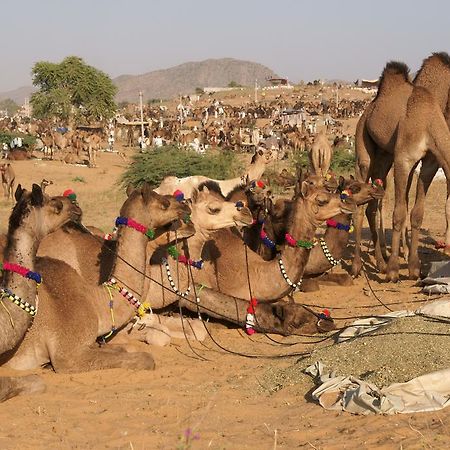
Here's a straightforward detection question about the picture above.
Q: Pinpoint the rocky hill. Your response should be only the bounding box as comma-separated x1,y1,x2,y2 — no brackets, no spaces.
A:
114,58,278,102
0,86,36,105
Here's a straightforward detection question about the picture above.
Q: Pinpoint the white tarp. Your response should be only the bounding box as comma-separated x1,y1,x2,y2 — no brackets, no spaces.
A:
305,298,450,414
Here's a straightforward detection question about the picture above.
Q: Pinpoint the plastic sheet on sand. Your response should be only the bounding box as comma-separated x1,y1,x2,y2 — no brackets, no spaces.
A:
305,298,450,415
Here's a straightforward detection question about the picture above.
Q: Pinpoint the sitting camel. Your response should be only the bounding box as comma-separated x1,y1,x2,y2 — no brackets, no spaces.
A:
136,174,356,335
0,184,82,402
308,130,333,176
155,147,274,198
6,184,190,372
0,163,15,200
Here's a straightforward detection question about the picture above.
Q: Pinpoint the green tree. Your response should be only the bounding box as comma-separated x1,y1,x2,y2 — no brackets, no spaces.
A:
0,98,19,116
30,56,117,123
227,81,242,88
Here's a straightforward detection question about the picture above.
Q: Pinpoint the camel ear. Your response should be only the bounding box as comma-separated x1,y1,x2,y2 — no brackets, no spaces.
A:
15,184,24,202
125,184,135,197
141,182,155,203
191,189,199,203
300,180,311,198
273,303,285,322
350,174,355,180
338,176,345,190
31,184,44,207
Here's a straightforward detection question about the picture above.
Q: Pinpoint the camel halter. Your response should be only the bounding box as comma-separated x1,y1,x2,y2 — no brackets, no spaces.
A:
278,257,303,291
260,222,276,250
167,245,203,269
114,217,155,239
319,238,340,267
0,288,37,317
326,219,354,233
0,262,41,318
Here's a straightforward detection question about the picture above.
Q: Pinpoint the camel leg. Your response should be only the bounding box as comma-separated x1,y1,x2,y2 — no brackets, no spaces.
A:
351,203,366,277
408,154,439,279
0,375,46,403
386,156,416,282
50,345,155,373
365,152,393,274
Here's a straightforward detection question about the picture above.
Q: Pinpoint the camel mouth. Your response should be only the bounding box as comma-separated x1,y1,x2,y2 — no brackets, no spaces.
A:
340,203,357,215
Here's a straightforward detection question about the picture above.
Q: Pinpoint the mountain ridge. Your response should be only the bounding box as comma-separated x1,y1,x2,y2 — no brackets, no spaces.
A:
0,58,279,105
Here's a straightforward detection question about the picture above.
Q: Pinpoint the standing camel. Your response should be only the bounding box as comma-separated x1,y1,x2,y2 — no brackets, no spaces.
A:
308,129,333,176
0,163,15,199
0,184,82,402
352,60,450,282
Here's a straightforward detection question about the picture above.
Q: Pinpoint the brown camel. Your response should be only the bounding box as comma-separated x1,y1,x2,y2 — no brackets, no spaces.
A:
7,184,190,372
0,163,15,199
141,174,356,307
39,178,53,193
155,147,274,198
308,129,333,176
352,59,450,282
0,184,82,402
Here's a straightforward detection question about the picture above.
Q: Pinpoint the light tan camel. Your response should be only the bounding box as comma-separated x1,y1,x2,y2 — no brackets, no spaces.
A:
0,184,82,402
352,60,450,282
155,147,274,198
0,163,15,200
308,130,333,176
141,176,355,311
7,185,190,372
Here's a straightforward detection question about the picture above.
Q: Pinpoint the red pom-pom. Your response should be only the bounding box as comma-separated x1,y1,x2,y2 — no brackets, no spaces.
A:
323,309,330,317
63,189,75,197
374,179,383,187
256,180,265,189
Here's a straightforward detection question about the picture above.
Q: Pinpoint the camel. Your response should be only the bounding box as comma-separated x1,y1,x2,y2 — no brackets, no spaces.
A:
352,59,450,281
0,184,82,402
155,147,274,198
141,174,356,307
40,178,53,193
6,184,190,372
301,177,384,291
308,129,333,176
0,163,15,200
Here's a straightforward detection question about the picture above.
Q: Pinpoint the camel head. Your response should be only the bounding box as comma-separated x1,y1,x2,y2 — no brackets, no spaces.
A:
295,174,356,226
10,184,82,239
272,299,336,336
122,183,191,233
190,181,253,235
338,175,384,206
253,146,275,164
245,179,271,209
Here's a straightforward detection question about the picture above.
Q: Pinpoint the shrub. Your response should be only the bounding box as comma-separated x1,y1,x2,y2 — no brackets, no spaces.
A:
122,145,242,188
0,131,36,147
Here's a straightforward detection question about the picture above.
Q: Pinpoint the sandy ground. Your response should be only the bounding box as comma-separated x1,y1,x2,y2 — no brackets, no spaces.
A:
0,150,449,449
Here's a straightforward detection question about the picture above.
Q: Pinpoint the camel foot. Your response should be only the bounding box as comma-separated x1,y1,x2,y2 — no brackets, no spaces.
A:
0,375,46,403
376,258,387,274
320,272,354,286
350,259,362,278
385,261,400,283
408,261,421,280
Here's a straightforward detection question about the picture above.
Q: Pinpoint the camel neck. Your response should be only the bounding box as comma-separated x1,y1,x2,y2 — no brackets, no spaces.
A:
322,213,351,260
0,230,40,355
247,158,265,181
110,226,148,299
183,229,210,262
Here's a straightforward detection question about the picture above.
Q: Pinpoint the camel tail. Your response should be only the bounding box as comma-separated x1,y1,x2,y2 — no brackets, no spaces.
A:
428,112,450,180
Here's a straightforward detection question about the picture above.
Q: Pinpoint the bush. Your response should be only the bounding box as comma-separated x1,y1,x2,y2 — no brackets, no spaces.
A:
0,131,36,147
122,145,242,188
330,148,355,173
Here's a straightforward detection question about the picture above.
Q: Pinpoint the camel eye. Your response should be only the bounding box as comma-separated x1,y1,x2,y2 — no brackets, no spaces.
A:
352,186,361,194
208,207,221,214
317,198,328,207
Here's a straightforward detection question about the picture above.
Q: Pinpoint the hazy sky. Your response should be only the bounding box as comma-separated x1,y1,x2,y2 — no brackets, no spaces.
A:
2,0,449,92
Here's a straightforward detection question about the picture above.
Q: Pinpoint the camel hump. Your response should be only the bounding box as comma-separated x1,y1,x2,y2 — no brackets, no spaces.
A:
380,61,410,83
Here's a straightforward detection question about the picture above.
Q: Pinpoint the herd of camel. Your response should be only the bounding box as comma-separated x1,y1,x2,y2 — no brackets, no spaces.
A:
0,51,449,403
